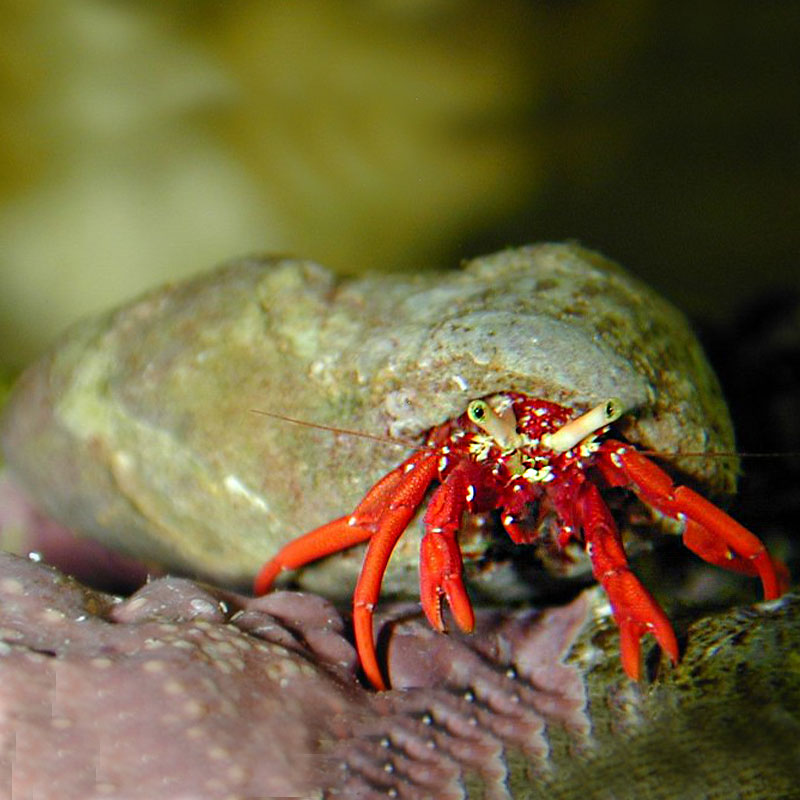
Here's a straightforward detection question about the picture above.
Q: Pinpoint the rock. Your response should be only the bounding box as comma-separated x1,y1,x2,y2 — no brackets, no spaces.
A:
0,552,796,799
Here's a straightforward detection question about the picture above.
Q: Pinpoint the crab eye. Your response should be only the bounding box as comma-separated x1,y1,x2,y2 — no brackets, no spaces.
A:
604,398,623,423
467,400,488,424
466,399,521,451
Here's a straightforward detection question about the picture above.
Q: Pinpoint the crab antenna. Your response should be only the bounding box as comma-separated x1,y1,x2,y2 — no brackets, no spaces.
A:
467,399,522,451
542,398,625,453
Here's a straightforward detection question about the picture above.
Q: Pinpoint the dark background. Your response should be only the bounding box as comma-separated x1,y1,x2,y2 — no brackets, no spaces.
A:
1,1,797,368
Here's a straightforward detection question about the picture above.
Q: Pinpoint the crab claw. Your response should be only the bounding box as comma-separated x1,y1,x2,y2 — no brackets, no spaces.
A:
673,486,788,599
600,568,680,680
600,444,788,601
417,461,480,635
419,531,474,634
578,480,679,679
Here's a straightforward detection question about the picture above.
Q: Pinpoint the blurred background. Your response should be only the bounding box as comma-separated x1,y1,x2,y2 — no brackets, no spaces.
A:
1,0,797,372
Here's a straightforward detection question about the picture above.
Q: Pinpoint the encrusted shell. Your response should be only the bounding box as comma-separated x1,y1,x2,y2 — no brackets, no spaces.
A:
1,243,734,588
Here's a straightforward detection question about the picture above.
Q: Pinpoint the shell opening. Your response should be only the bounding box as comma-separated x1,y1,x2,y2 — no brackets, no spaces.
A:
542,398,625,453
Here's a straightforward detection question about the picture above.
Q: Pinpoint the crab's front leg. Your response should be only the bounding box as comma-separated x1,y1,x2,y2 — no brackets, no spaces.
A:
597,442,787,600
253,448,438,596
576,480,679,679
254,448,441,689
418,459,490,635
350,450,443,689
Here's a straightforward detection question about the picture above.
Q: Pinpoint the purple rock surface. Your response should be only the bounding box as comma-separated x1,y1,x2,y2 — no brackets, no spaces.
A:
0,551,797,799
0,552,594,799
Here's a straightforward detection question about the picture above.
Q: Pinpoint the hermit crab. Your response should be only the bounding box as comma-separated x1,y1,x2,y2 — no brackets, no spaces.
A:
0,243,786,689
255,391,785,689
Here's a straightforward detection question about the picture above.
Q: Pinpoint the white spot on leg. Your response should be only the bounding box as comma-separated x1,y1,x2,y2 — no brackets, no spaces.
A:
465,485,475,503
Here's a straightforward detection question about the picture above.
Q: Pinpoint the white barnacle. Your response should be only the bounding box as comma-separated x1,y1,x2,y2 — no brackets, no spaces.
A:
438,455,449,473
465,484,475,503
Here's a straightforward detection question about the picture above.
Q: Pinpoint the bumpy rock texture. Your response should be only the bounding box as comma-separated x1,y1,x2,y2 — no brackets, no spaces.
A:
0,245,734,592
0,552,797,799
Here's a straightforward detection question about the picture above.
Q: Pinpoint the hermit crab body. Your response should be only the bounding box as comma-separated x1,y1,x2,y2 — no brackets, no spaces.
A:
255,391,785,688
2,244,780,658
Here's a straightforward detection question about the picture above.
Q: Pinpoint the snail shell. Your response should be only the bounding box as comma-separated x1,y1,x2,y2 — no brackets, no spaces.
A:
1,243,734,590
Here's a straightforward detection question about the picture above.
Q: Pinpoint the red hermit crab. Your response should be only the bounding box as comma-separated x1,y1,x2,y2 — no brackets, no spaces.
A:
1,243,788,691
255,391,785,689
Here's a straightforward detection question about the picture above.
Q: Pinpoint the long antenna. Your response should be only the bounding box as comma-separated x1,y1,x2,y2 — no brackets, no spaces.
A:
252,409,800,460
249,408,419,449
638,449,800,460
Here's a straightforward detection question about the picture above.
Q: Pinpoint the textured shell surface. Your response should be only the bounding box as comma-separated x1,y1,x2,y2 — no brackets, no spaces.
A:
1,243,734,589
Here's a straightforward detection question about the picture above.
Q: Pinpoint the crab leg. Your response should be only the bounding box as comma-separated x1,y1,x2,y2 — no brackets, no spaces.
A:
352,450,441,689
577,480,679,679
253,516,372,596
418,460,481,635
253,448,436,596
598,444,786,600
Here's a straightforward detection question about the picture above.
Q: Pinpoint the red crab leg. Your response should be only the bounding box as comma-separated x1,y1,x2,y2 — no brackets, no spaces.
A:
577,480,679,680
352,450,441,690
418,460,482,635
253,516,373,596
598,443,787,600
253,448,437,596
